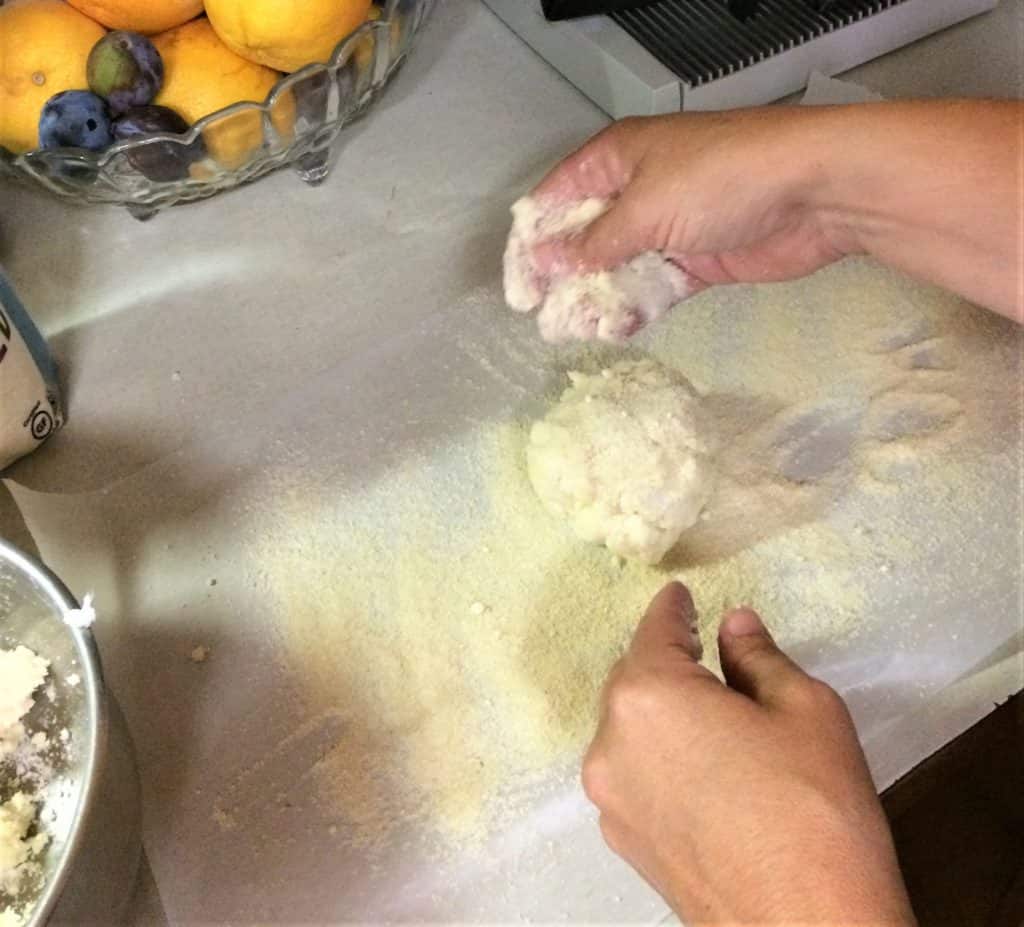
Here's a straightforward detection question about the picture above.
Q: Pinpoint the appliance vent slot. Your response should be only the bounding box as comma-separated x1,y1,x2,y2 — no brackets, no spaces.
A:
612,0,907,86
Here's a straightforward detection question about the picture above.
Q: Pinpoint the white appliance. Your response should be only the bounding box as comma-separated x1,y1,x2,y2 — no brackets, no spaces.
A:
480,0,999,116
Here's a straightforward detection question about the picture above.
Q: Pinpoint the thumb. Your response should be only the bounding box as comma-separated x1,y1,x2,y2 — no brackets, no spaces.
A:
533,188,655,276
718,607,808,709
628,582,703,664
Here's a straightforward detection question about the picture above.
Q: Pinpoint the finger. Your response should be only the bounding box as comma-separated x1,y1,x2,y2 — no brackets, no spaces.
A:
717,607,808,709
532,121,641,204
629,582,703,663
532,185,658,276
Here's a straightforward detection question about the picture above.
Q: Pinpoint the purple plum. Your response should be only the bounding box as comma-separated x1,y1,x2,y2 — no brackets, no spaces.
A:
38,91,112,151
87,31,163,115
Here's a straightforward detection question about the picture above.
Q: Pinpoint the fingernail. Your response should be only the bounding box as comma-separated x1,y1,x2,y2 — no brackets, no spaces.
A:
721,608,766,638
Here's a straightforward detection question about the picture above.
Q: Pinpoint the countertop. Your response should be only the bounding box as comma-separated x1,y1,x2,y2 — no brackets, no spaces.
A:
2,1,1022,923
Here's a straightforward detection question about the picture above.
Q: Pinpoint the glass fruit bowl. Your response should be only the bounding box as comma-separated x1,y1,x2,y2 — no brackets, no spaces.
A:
0,0,435,219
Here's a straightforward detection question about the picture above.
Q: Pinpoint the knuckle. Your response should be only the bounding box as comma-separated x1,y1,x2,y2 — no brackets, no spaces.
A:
598,814,626,856
789,676,847,718
601,658,628,697
580,753,611,807
605,672,659,721
601,116,648,160
612,115,643,135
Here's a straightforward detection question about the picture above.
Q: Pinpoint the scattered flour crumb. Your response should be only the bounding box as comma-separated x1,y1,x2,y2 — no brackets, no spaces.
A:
63,594,96,630
213,808,237,832
65,674,80,688
190,646,210,664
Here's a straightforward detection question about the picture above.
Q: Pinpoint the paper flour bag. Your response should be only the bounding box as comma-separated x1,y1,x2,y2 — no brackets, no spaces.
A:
0,268,64,471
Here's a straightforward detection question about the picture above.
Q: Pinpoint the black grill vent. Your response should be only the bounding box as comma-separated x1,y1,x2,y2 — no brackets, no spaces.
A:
611,0,908,86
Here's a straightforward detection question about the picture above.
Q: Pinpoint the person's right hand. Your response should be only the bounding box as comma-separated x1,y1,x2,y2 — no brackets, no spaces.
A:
529,100,1023,322
583,582,917,925
530,109,854,291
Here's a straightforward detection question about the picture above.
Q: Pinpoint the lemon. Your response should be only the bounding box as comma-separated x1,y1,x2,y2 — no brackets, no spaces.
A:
0,0,107,154
204,0,372,74
153,18,294,169
66,0,203,35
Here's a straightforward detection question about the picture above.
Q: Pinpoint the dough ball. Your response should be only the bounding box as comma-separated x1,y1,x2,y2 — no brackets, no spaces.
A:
527,359,716,565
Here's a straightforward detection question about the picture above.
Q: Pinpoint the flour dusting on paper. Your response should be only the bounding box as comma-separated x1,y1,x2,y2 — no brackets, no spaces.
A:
237,256,1018,855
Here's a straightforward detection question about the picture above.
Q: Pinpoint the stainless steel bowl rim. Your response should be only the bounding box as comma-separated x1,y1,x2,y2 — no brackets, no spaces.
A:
0,539,105,926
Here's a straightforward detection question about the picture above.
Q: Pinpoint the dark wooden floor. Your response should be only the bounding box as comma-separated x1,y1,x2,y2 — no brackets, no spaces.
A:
882,692,1024,927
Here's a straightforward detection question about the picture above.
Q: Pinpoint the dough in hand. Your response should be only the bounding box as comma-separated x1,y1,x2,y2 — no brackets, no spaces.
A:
503,195,698,344
527,359,716,565
503,196,608,314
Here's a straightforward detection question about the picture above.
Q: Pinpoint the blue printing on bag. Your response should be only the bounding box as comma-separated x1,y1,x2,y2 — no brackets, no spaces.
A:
0,269,63,420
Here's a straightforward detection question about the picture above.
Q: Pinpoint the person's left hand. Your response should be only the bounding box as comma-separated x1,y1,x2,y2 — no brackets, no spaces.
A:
583,582,916,925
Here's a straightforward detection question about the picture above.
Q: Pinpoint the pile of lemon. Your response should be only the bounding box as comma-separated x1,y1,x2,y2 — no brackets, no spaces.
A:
0,0,374,163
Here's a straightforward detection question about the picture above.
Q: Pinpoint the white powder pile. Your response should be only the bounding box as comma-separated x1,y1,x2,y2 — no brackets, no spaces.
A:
239,257,1019,853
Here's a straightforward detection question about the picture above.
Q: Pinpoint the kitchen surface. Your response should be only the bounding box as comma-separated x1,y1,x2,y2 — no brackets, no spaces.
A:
1,0,1023,922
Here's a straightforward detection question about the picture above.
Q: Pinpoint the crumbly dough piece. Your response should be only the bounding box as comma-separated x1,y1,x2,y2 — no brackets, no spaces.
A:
503,196,697,343
527,359,716,564
0,646,51,913
0,647,48,735
0,793,46,896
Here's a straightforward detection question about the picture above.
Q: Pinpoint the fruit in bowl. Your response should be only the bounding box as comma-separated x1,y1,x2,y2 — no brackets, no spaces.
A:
204,0,371,73
0,0,106,154
1,0,378,170
37,90,112,151
66,0,203,34
111,104,204,181
0,0,433,212
87,30,164,113
151,17,294,169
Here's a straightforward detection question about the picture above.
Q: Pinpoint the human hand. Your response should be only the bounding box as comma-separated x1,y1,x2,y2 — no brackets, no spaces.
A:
584,582,916,925
529,109,853,291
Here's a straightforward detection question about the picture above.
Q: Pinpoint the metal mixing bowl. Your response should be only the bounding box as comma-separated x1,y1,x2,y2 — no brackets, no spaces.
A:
0,539,141,925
